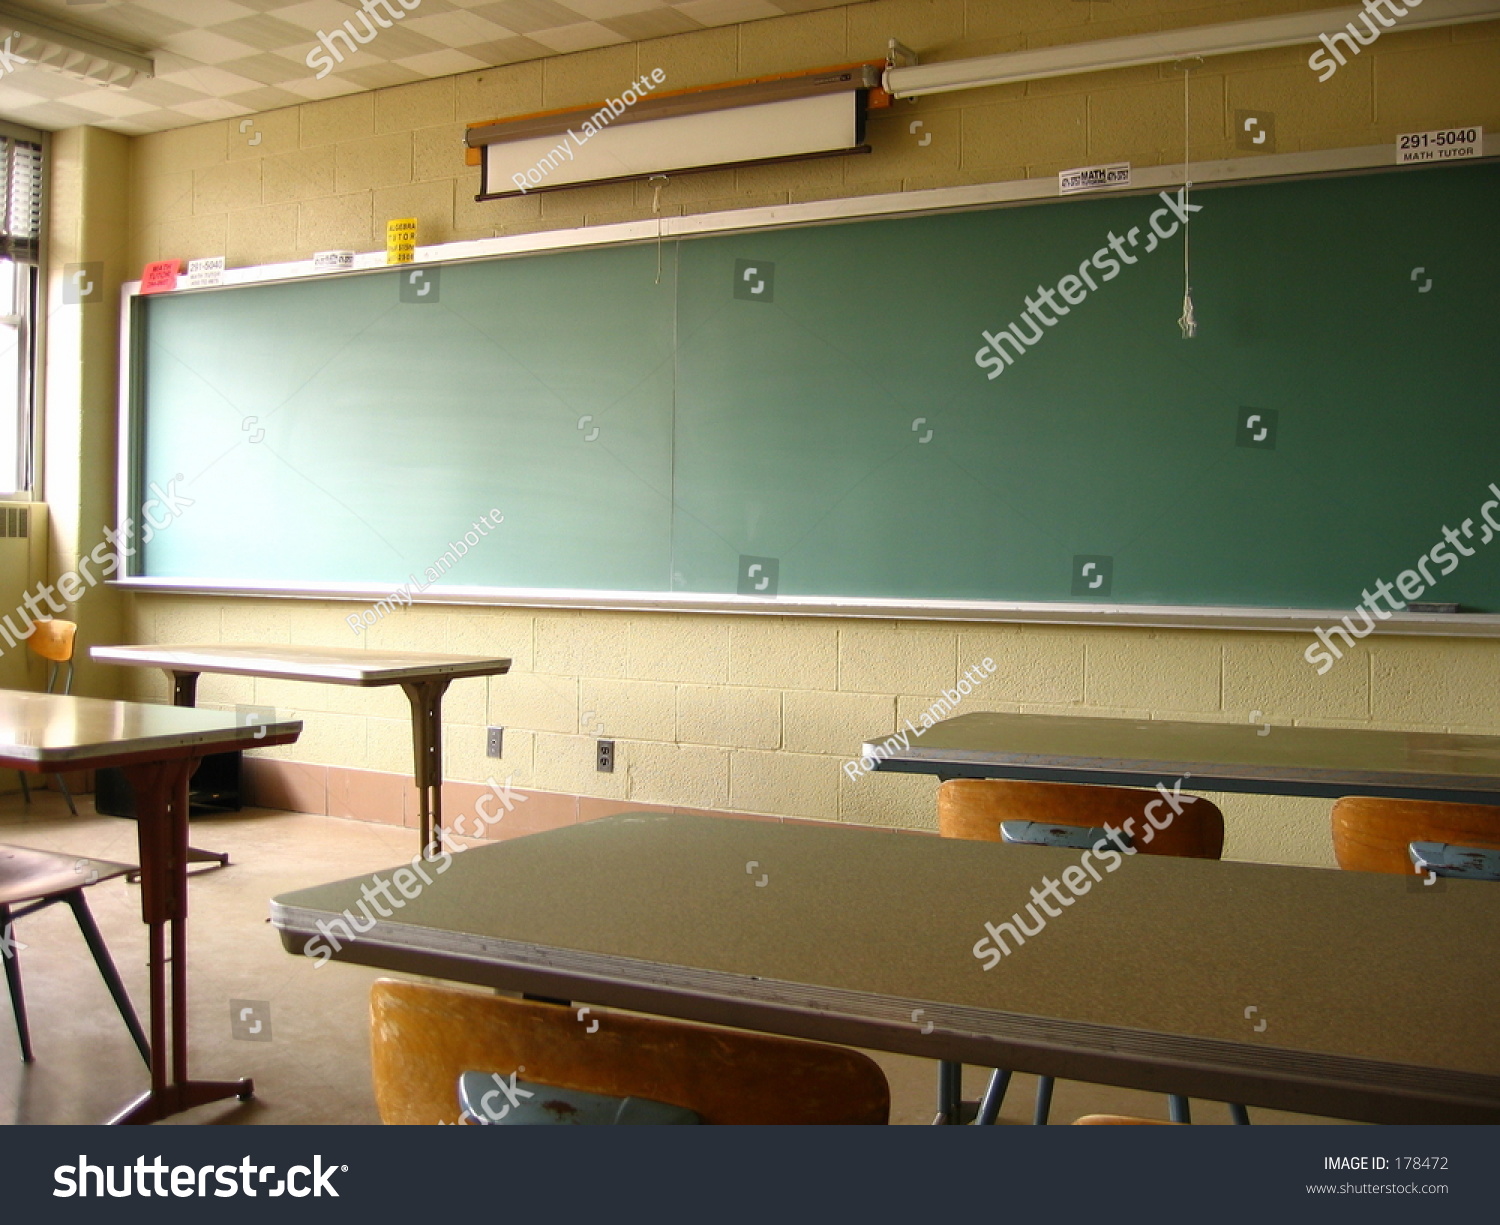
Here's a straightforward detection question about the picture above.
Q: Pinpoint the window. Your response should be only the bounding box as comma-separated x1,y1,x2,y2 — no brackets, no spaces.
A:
0,131,41,497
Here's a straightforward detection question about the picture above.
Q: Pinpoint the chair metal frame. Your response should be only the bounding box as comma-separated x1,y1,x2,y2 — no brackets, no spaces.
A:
1,846,150,1065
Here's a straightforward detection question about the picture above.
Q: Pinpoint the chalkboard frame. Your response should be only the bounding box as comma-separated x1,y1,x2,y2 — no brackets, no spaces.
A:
112,137,1500,637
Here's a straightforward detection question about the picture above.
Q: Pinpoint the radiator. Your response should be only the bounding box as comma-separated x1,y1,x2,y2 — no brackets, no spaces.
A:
0,500,49,691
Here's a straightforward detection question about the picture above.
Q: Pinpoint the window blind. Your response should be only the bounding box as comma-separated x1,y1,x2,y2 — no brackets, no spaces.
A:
0,138,42,264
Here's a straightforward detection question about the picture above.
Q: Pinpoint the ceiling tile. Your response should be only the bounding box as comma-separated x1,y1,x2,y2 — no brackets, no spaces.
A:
528,21,628,53
0,0,858,133
120,78,217,108
224,85,310,110
158,30,264,66
215,13,331,51
673,0,782,25
402,10,518,44
170,96,257,120
155,65,270,95
564,0,664,19
390,48,495,76
469,0,587,37
276,72,368,102
63,88,167,118
133,0,259,22
339,61,428,89
454,35,552,66
601,8,703,40
216,51,313,85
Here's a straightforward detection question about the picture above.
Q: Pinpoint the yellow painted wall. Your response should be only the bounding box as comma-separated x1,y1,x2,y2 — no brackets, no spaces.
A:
102,0,1500,866
42,126,129,699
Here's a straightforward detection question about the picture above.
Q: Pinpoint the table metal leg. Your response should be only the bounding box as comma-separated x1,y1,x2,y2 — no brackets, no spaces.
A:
154,669,232,874
109,756,252,1124
170,671,199,707
400,678,453,856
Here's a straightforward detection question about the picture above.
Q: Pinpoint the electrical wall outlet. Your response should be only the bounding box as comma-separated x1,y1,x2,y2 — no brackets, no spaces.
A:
486,726,504,758
596,739,614,773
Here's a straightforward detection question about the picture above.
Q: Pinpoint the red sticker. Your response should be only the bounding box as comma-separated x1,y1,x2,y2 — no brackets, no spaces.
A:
140,259,182,294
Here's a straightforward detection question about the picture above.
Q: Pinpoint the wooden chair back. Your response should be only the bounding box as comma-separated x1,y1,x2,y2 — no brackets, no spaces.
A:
27,619,76,665
1331,796,1500,875
369,979,890,1125
938,777,1225,860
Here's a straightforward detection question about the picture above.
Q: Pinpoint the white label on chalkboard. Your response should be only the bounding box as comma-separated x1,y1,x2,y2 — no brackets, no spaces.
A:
1396,127,1482,164
313,250,355,272
187,257,224,288
1058,162,1131,195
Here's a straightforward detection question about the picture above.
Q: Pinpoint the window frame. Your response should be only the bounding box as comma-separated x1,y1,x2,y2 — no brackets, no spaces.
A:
0,120,44,499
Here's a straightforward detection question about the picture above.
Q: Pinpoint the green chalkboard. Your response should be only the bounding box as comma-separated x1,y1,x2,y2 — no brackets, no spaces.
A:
133,159,1500,610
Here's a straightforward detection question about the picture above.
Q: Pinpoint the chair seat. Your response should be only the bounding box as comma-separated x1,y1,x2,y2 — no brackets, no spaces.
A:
0,846,137,906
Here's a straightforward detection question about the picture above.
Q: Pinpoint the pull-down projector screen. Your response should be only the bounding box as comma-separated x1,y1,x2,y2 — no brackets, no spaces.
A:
483,92,861,198
471,67,879,199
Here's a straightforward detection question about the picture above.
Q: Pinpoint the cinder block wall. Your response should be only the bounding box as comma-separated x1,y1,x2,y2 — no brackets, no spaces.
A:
113,0,1500,866
40,128,130,700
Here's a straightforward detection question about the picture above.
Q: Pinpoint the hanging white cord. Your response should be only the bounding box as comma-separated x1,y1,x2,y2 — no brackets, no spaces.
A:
650,175,668,285
1178,64,1196,339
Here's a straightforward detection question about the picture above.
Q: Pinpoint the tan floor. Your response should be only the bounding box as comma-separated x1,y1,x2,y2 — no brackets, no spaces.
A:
0,789,1343,1126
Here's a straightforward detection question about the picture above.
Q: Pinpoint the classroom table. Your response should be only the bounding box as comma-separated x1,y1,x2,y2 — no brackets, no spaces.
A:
860,710,1500,803
270,813,1500,1125
863,709,1500,1120
92,644,512,853
0,691,301,1123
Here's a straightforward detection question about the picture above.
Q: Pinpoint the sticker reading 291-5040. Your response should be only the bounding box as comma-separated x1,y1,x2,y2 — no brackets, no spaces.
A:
1397,127,1483,164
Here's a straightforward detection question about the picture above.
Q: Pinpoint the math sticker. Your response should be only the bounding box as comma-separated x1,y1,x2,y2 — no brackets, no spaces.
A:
1058,162,1130,196
386,217,418,265
139,259,182,295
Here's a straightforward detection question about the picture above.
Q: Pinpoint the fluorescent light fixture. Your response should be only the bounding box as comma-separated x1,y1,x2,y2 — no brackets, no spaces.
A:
884,0,1500,98
0,2,153,88
468,66,880,199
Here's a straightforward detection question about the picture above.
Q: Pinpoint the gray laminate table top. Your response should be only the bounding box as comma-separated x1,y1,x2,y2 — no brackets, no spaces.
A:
862,710,1500,802
0,690,302,767
92,643,511,687
271,812,1500,1124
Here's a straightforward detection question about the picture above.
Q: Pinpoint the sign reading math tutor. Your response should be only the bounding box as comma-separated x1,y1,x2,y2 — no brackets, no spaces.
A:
139,259,182,295
1058,162,1131,196
187,257,225,289
1396,126,1483,164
